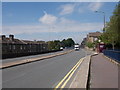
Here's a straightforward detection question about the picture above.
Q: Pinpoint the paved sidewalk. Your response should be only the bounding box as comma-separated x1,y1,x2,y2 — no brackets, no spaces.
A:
90,53,119,88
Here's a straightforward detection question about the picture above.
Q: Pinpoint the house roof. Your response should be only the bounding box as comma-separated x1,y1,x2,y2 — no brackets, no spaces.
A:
22,40,46,44
0,35,46,44
88,32,102,37
0,37,26,44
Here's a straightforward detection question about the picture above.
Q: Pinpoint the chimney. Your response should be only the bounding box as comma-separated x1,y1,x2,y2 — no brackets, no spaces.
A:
1,35,6,40
9,35,14,41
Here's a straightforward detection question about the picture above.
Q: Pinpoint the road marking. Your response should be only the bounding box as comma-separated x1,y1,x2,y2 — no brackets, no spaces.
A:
54,57,85,89
54,58,81,89
60,58,84,89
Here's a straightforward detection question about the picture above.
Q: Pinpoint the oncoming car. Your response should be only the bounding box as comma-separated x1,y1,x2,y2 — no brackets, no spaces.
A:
74,44,80,51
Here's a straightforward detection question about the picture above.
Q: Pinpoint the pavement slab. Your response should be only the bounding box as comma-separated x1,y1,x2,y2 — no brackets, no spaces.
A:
90,53,119,88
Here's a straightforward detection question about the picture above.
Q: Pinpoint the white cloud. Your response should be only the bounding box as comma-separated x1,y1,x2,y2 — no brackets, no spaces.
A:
59,17,76,24
78,2,103,13
59,2,103,15
2,25,50,35
2,17,103,43
88,2,103,11
59,4,75,15
39,11,57,25
3,18,103,35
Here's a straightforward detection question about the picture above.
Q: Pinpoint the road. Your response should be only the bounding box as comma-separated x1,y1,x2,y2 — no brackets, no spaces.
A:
2,49,91,88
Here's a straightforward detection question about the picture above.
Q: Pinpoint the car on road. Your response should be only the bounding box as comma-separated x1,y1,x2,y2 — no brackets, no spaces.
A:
60,47,63,50
74,44,80,51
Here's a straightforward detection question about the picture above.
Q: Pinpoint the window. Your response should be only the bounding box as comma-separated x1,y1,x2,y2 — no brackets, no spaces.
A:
21,46,22,50
13,45,16,50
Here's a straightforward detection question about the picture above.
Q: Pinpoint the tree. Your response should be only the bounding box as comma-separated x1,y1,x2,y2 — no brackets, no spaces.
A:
86,42,94,48
47,40,59,50
100,2,120,49
61,39,67,48
47,38,75,50
54,40,61,50
66,38,75,47
61,38,75,47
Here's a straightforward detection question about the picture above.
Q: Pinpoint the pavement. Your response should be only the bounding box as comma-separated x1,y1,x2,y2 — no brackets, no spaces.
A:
90,53,119,89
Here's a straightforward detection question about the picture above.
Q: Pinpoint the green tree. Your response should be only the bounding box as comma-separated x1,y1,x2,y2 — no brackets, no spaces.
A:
66,38,75,47
86,42,94,48
54,40,61,50
61,39,66,48
47,40,61,51
47,38,75,50
100,2,120,49
61,38,75,47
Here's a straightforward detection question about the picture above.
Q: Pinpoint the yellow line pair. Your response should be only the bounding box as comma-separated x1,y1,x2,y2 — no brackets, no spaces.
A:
54,57,85,89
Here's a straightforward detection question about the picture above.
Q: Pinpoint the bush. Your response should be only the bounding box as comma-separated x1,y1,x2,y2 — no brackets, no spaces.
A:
86,42,94,48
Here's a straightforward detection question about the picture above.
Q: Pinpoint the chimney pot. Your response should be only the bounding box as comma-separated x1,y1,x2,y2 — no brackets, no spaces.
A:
9,35,14,41
1,35,6,40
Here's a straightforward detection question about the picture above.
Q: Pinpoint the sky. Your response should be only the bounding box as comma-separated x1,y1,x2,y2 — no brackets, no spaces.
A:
2,2,118,43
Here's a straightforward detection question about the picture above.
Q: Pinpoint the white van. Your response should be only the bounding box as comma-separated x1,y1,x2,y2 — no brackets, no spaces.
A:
74,44,79,50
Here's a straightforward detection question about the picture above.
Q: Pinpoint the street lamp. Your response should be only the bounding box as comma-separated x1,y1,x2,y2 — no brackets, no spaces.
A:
95,11,106,32
98,39,101,43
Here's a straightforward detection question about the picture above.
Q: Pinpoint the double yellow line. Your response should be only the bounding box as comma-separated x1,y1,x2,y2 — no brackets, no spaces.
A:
54,57,85,89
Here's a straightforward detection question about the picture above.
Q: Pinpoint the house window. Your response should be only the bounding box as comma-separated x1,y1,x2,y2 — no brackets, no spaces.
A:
13,45,16,50
21,46,22,50
9,45,11,50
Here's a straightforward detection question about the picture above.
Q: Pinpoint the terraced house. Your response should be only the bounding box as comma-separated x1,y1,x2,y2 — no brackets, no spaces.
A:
0,35,48,59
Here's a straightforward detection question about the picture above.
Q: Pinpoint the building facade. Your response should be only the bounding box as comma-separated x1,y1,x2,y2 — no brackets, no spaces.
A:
0,35,48,59
87,32,102,43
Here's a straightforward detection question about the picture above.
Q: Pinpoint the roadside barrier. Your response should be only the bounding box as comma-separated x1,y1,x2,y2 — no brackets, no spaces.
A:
103,50,120,63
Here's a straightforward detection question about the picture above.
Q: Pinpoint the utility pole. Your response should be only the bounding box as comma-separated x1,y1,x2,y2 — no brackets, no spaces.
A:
95,11,106,32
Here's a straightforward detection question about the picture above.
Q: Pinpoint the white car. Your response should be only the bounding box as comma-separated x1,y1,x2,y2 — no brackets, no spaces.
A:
60,47,63,50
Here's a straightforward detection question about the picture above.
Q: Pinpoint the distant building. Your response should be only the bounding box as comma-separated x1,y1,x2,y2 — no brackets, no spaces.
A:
0,35,48,59
87,32,102,43
81,38,87,48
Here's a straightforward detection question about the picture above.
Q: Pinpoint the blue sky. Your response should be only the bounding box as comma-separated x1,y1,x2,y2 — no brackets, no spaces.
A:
2,2,118,43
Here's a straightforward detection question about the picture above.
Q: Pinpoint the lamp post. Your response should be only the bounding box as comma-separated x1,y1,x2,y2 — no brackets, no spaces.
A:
95,11,106,32
98,39,101,43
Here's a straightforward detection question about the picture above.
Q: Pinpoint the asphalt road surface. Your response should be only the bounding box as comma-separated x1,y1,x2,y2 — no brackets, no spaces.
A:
2,49,90,88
